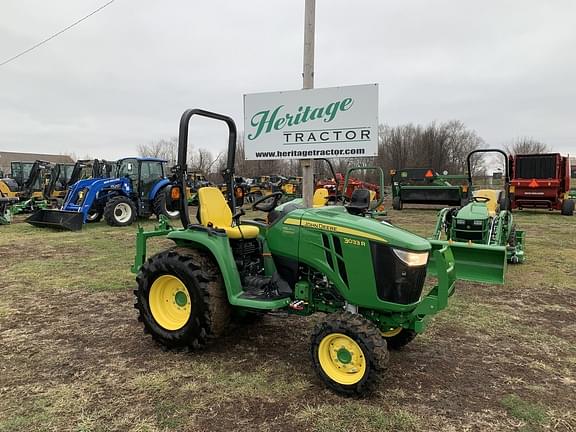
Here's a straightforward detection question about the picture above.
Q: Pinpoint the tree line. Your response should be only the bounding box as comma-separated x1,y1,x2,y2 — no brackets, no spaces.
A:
137,121,550,184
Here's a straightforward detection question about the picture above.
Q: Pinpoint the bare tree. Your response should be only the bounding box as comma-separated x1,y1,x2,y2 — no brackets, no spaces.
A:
376,120,485,182
504,137,550,155
137,137,178,166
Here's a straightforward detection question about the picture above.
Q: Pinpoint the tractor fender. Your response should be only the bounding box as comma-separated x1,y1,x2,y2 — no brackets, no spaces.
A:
148,178,170,201
166,229,244,302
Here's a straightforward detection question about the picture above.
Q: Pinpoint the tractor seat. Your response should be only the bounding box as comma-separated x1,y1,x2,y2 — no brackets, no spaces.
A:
197,187,259,240
473,189,502,217
346,189,371,215
313,188,329,207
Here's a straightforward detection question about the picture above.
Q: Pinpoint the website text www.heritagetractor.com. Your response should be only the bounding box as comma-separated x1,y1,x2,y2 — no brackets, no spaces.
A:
254,147,366,159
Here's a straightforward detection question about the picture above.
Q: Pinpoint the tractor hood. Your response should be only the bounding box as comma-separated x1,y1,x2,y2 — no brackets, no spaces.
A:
297,206,431,252
455,202,490,220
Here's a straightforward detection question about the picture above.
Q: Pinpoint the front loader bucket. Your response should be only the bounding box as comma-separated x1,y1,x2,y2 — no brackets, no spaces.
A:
26,209,84,231
428,240,507,285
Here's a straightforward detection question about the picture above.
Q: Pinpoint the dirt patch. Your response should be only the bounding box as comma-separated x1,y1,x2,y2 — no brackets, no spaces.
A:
0,211,575,431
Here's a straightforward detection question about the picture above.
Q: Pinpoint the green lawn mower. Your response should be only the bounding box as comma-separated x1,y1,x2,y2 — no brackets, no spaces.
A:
430,149,525,264
131,109,507,396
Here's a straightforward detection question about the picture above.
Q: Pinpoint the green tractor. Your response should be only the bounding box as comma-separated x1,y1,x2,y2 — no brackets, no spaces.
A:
430,149,525,264
131,109,507,396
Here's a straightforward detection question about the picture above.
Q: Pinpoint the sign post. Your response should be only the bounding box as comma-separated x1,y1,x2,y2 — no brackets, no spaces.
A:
302,0,316,207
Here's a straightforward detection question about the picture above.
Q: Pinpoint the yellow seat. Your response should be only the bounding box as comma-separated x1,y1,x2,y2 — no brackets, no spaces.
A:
473,189,501,217
197,187,259,240
313,188,329,207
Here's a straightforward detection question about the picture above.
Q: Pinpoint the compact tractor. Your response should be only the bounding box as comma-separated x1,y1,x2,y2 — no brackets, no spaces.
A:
430,149,525,265
131,109,508,396
390,168,469,210
0,160,51,217
27,157,177,231
508,153,574,216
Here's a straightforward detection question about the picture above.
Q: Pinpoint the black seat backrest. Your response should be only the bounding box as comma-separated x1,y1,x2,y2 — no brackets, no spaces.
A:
346,188,371,215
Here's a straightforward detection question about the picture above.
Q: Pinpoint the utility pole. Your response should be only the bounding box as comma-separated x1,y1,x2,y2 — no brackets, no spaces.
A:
301,0,315,207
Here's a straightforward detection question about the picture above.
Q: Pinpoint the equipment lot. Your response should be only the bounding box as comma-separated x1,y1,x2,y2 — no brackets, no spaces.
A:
1,207,574,432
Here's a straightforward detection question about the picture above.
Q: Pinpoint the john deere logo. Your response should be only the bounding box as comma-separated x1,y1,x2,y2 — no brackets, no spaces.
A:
248,97,354,141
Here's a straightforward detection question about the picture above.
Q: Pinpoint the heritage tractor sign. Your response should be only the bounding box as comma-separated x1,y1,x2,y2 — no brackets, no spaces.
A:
243,84,378,160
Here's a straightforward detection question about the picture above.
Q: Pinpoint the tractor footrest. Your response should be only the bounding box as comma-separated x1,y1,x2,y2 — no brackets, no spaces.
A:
239,289,291,301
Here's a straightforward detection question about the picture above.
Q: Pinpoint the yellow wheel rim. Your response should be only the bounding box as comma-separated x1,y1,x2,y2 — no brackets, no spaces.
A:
381,327,402,337
318,333,367,385
149,275,191,331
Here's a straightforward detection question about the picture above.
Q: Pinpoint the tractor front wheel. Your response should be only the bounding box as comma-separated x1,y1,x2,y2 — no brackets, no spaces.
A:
392,196,402,210
134,247,231,349
561,199,574,216
104,196,136,226
86,206,102,223
310,312,388,396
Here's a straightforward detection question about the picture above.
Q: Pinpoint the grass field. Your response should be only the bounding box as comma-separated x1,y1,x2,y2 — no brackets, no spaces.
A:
0,207,575,432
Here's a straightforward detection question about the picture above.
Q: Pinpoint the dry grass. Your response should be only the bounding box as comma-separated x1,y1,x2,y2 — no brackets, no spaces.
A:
0,207,575,432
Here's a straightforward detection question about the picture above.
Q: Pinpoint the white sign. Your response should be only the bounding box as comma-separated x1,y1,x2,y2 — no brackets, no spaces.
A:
243,84,378,160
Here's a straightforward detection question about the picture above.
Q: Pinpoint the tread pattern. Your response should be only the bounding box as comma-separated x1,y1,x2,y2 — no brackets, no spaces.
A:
104,195,136,226
153,188,179,219
310,311,389,396
134,247,230,349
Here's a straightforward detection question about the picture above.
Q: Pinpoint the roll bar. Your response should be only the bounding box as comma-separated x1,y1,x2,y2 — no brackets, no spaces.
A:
466,149,510,200
175,109,238,228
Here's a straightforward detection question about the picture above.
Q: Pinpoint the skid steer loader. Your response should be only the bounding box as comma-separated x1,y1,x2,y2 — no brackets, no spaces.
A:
131,109,507,396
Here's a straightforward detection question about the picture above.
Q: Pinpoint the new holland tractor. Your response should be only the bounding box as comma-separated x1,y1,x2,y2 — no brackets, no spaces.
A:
43,159,115,206
26,157,178,231
131,109,508,396
430,149,525,264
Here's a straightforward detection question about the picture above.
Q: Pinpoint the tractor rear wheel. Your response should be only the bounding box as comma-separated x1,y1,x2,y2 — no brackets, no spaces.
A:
134,247,231,349
153,188,180,220
104,196,136,226
392,196,402,210
381,328,417,350
561,199,574,216
310,312,388,396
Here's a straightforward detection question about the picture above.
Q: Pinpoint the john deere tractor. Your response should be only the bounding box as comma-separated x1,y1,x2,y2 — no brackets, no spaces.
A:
430,149,525,264
131,109,507,396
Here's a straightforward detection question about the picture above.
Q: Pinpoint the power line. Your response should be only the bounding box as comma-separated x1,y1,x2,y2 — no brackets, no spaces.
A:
0,0,117,68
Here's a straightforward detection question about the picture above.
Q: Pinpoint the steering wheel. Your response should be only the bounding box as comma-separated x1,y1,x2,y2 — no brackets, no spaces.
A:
252,191,283,212
472,196,491,203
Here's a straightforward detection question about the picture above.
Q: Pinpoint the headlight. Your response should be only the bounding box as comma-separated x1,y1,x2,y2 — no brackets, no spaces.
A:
473,219,483,226
392,249,429,267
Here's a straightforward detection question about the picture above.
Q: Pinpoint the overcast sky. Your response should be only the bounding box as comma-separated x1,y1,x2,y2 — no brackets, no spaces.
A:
0,0,575,160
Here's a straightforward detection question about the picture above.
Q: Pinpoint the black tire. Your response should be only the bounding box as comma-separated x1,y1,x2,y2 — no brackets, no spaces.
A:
153,188,180,220
134,247,231,349
310,312,388,396
561,199,574,216
392,196,402,210
104,195,137,227
86,206,103,223
383,329,417,350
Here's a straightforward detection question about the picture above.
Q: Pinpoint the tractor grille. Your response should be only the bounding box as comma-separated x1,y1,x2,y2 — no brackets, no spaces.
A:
453,219,485,241
370,242,426,304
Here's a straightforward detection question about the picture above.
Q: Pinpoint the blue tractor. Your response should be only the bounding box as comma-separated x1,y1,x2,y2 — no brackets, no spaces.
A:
26,157,178,231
